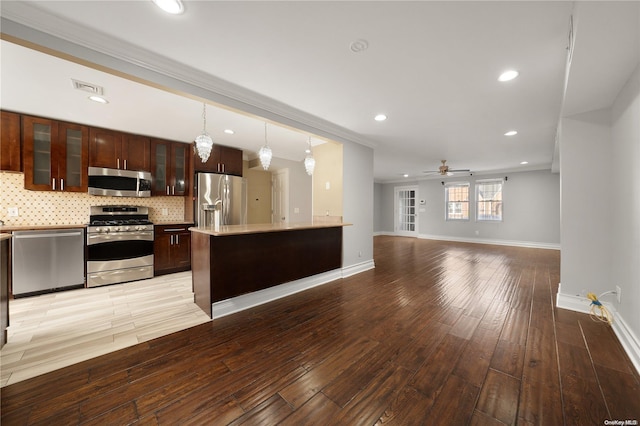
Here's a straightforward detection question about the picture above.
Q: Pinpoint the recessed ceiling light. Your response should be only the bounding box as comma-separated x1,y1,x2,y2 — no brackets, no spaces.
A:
152,0,184,15
224,129,235,135
88,95,108,104
374,114,387,122
504,130,518,136
403,174,409,178
520,161,529,165
498,70,519,82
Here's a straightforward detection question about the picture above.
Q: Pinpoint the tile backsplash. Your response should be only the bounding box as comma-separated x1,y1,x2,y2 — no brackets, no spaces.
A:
1,172,185,226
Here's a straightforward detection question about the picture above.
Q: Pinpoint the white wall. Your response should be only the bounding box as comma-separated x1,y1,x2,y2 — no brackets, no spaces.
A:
611,63,640,360
373,182,384,233
559,110,612,297
557,65,640,372
270,157,312,224
342,141,375,272
375,170,560,248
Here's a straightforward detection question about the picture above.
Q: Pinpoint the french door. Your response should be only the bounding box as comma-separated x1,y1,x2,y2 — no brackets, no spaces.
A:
395,186,418,237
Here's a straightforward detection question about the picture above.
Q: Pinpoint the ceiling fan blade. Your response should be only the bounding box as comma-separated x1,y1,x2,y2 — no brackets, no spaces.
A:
448,169,471,172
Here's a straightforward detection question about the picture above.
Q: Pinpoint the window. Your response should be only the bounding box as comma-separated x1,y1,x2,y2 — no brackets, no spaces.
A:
476,179,503,221
445,183,469,220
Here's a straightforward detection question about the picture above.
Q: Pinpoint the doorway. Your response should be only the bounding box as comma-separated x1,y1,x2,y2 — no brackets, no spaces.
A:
272,169,289,224
395,186,418,237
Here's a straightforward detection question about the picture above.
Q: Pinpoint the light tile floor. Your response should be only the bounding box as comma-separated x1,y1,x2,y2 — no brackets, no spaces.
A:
0,272,211,387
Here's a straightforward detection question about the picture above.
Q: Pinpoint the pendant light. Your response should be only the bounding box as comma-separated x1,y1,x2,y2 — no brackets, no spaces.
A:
195,103,213,162
259,122,272,170
304,136,315,176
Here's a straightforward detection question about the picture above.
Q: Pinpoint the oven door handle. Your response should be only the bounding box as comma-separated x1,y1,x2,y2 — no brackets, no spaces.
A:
87,232,153,245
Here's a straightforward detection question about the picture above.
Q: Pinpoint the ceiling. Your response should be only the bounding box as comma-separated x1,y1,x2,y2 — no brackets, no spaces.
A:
1,1,638,183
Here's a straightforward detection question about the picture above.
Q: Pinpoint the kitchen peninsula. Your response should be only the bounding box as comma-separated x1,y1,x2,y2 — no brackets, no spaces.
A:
190,222,349,317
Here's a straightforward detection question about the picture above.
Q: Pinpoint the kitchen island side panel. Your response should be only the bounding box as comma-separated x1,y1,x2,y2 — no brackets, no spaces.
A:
190,230,212,317
190,226,343,317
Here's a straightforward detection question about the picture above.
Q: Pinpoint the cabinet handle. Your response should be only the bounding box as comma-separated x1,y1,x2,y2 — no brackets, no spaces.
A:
124,159,127,170
176,234,179,244
170,235,174,245
164,228,186,232
60,179,64,191
52,178,56,190
222,164,225,173
166,185,170,195
172,186,175,195
117,158,120,169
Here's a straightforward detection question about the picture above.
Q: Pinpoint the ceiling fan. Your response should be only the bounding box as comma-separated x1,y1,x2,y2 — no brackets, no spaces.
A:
423,160,471,176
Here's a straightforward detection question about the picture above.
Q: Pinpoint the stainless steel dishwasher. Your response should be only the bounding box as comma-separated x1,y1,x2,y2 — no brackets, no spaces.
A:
12,229,85,297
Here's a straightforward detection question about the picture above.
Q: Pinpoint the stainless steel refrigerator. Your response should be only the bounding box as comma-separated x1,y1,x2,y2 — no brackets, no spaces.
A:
195,173,247,227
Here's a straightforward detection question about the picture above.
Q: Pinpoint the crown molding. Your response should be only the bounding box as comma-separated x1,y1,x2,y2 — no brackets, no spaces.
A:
0,2,376,150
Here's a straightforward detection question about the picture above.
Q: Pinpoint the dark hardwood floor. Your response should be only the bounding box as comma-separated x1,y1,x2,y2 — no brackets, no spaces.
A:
2,236,639,425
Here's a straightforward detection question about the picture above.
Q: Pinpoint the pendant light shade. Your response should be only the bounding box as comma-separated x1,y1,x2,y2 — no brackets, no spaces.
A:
259,122,272,170
195,103,213,162
304,137,315,176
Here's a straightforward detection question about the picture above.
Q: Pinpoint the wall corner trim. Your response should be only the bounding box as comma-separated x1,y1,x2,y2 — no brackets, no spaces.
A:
556,288,640,376
342,260,375,278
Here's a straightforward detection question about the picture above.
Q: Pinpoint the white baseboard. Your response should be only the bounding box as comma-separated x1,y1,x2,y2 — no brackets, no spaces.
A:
418,233,560,250
342,259,375,278
211,260,375,319
556,288,640,375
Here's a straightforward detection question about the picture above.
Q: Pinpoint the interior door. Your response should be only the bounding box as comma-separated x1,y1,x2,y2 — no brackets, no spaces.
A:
395,186,418,237
272,169,289,224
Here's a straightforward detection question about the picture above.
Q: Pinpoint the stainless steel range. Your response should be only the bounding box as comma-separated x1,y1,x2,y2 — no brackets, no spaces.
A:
87,205,154,287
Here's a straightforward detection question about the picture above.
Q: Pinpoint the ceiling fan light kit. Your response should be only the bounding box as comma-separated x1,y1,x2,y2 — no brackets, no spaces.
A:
424,160,471,176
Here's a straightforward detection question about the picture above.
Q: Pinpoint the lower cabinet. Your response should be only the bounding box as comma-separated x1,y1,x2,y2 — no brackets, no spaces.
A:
154,224,192,276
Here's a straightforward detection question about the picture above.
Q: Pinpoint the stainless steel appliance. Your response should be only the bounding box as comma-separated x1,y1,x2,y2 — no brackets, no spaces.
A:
195,173,247,227
12,229,85,297
87,205,154,287
88,167,152,197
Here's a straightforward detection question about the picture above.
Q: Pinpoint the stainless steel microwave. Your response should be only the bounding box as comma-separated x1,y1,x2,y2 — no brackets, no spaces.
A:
88,167,152,197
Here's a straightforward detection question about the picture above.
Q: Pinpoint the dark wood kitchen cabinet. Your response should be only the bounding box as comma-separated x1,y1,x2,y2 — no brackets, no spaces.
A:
1,111,22,172
1,235,9,349
154,224,192,275
89,128,150,172
193,144,243,176
22,116,89,192
151,139,189,196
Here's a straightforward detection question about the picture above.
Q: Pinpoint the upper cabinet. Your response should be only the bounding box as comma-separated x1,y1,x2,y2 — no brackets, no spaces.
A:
89,128,150,172
151,139,189,196
193,144,243,176
22,115,89,192
0,111,21,172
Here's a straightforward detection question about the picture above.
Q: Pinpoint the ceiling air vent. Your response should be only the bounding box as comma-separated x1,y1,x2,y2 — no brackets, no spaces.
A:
71,79,104,95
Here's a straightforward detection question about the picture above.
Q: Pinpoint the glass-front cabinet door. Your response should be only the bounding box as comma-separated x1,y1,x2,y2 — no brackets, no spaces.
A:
151,139,169,196
171,142,188,196
23,116,55,191
23,116,88,192
151,139,189,196
58,122,89,192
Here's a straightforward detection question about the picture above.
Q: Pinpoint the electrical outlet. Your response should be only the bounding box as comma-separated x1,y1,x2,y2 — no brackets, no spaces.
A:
616,285,621,303
7,207,18,217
